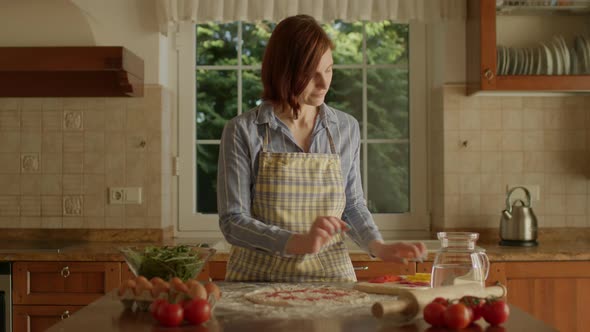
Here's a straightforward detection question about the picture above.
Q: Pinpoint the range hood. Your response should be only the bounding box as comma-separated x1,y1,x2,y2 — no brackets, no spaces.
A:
0,47,143,97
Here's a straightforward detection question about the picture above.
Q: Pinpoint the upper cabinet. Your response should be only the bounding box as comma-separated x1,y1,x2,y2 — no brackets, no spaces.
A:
467,0,590,95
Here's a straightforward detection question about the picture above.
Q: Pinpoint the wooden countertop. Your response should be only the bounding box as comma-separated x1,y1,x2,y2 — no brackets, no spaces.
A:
46,284,557,332
0,238,588,262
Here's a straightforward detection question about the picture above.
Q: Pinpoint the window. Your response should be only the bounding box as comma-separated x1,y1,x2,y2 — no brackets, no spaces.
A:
177,20,428,237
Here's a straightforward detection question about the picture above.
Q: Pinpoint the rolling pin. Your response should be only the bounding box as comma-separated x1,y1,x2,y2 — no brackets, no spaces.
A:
368,284,507,325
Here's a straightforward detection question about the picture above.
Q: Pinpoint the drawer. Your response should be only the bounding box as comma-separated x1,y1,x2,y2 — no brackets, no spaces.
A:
13,262,121,305
13,305,83,332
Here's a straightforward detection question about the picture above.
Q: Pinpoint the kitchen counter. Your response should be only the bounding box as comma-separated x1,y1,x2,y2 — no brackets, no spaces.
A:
1,237,588,262
46,283,557,332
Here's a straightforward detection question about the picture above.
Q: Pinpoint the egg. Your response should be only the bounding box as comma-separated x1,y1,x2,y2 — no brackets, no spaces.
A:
170,277,189,294
204,282,221,301
188,281,208,300
151,281,170,299
117,279,136,297
134,276,153,296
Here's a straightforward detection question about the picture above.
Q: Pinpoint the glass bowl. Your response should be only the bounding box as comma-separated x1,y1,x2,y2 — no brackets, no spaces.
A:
120,245,216,282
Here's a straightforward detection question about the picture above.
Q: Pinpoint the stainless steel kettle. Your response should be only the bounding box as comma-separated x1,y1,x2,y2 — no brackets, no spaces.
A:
499,186,538,246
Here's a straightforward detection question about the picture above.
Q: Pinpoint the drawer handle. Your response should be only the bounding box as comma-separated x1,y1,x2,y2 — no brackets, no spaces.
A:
354,266,369,271
61,310,70,320
60,266,70,278
484,68,495,82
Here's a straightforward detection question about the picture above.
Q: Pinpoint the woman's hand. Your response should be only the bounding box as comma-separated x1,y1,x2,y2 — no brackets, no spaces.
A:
369,240,427,264
285,216,349,255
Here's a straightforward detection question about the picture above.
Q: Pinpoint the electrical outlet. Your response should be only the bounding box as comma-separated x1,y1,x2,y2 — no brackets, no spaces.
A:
506,184,540,204
108,187,142,205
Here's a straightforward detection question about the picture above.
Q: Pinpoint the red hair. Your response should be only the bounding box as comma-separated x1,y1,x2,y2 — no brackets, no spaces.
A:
261,15,334,119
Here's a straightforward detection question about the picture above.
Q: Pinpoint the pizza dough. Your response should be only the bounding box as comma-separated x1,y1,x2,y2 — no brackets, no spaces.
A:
244,285,370,307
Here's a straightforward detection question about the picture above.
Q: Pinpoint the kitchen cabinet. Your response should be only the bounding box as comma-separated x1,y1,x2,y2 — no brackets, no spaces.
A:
467,0,590,94
503,261,590,332
12,261,120,332
12,305,83,332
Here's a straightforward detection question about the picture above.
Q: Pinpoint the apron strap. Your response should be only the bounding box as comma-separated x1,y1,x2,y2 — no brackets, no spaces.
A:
263,124,271,152
325,126,337,154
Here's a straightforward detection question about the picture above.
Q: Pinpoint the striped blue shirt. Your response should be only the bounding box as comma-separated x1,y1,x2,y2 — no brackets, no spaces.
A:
217,101,383,256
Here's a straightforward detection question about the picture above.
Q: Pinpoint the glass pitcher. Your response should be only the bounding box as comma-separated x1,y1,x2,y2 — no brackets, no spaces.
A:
431,232,490,288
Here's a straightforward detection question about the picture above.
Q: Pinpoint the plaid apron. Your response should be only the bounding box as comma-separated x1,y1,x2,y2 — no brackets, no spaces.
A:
225,123,357,282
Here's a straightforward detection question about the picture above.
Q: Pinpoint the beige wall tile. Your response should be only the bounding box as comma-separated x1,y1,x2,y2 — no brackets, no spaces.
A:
84,109,105,130
480,194,504,215
84,131,105,152
105,109,126,131
502,97,522,110
480,174,503,194
62,217,84,228
0,217,21,228
0,131,20,152
105,217,124,228
544,109,565,129
84,153,105,174
460,174,481,194
147,194,161,217
21,175,41,195
105,153,125,186
21,111,42,130
84,217,105,228
565,216,586,227
43,110,62,131
565,175,587,194
0,196,19,216
444,109,459,130
63,174,83,194
0,99,19,111
42,174,62,195
63,132,84,153
522,109,544,130
125,217,148,229
545,195,566,215
41,196,62,216
0,174,20,195
42,153,62,173
63,153,83,173
84,194,105,217
21,131,42,152
459,194,481,216
546,174,566,194
40,98,62,111
458,131,481,151
42,132,63,152
502,152,523,173
457,152,481,173
0,111,20,130
501,131,523,151
41,217,62,228
83,174,105,195
105,205,125,217
481,131,503,151
523,131,544,151
523,152,545,173
147,131,162,153
126,153,146,186
459,108,480,130
0,153,20,173
565,195,586,216
105,132,126,153
502,109,523,130
481,152,502,174
126,204,147,217
20,217,41,228
478,96,502,110
480,109,502,130
20,195,40,216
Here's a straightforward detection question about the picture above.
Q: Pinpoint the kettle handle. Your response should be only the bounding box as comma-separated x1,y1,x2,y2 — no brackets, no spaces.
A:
505,186,532,214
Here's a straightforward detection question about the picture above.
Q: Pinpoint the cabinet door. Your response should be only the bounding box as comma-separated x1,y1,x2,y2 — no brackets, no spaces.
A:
13,262,121,305
13,305,83,332
505,261,590,332
208,261,226,281
352,261,415,281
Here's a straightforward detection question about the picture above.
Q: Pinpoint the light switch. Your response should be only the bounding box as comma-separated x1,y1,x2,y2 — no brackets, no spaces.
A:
108,187,142,205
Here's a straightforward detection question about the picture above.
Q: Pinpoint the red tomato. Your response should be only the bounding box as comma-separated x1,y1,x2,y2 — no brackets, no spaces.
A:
423,302,447,327
444,303,472,329
184,298,211,325
149,298,167,320
432,297,449,307
483,300,510,326
156,302,184,327
460,295,486,322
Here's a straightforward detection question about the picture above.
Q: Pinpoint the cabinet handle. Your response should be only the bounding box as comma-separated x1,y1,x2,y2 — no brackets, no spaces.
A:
60,310,70,320
354,266,369,271
484,69,495,82
60,266,70,278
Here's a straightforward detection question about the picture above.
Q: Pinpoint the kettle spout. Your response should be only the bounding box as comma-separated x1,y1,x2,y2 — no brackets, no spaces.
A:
502,210,512,219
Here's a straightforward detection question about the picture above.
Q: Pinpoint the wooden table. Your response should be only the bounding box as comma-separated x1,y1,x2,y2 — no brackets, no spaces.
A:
47,283,558,332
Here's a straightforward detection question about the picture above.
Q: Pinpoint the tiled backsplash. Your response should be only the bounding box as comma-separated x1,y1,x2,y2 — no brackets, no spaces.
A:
0,85,173,229
433,85,590,229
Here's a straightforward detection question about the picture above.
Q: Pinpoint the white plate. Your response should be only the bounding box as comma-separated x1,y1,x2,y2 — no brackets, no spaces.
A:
552,41,563,75
502,46,509,75
536,46,543,75
540,42,553,75
557,36,570,75
582,35,590,74
571,46,579,75
497,46,504,75
575,35,588,74
511,47,519,75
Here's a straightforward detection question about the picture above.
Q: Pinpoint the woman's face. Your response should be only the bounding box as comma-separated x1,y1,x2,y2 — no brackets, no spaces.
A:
299,49,333,109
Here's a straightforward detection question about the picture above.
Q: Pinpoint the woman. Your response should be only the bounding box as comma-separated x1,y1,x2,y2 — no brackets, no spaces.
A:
217,15,426,282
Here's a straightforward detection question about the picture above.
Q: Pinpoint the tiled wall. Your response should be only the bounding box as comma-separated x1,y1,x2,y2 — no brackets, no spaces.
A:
433,85,590,229
0,85,173,229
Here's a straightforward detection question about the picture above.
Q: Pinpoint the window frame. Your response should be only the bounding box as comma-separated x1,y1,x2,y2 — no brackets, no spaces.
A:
176,20,429,238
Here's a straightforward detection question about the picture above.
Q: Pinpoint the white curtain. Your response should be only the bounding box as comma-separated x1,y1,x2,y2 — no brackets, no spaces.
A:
156,0,465,33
